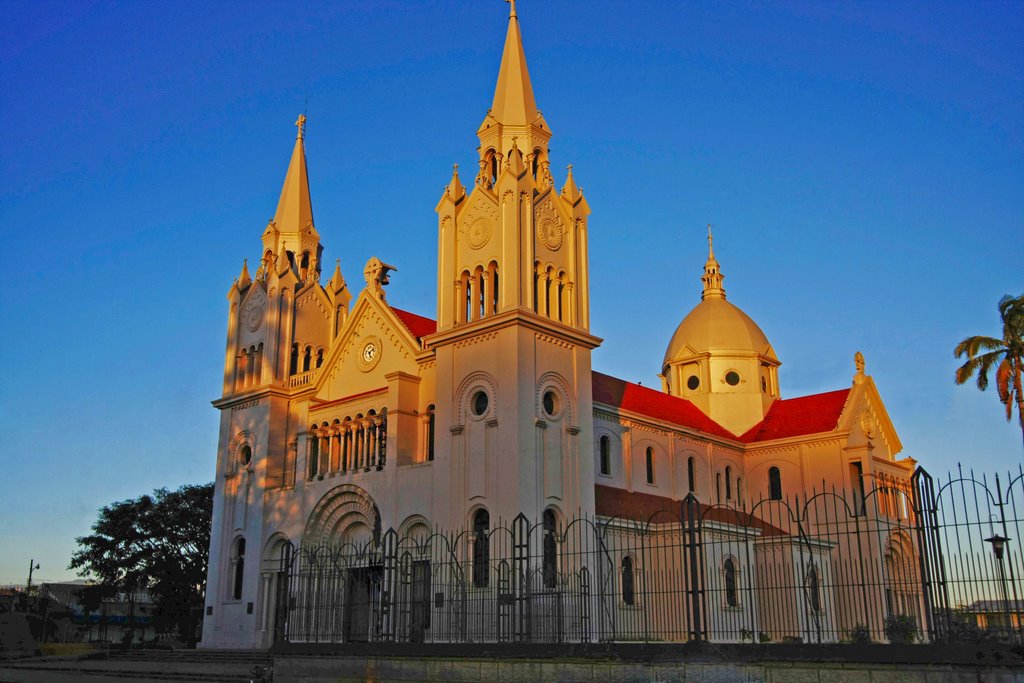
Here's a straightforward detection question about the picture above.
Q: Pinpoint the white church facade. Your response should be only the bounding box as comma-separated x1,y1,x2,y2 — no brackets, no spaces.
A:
201,5,920,649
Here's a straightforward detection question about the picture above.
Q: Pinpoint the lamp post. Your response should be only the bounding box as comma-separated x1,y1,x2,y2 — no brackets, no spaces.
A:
983,534,1011,635
26,560,39,594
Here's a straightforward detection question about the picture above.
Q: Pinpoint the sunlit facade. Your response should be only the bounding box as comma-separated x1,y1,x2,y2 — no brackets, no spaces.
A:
200,5,916,649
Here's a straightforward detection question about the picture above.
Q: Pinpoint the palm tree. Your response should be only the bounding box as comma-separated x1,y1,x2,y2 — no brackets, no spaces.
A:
955,293,1024,447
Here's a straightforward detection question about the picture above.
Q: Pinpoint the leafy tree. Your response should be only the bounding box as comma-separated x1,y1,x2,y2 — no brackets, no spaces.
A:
69,483,213,645
955,293,1024,446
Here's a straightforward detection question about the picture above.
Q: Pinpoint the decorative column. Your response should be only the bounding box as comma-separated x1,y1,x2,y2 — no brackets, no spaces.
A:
479,271,490,319
454,279,464,325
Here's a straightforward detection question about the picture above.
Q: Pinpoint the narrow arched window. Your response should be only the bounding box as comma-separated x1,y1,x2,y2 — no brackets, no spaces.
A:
426,404,436,462
315,349,324,368
645,447,655,485
232,538,246,600
472,509,490,588
621,556,635,606
542,509,557,589
489,262,499,315
716,473,722,503
599,436,610,476
724,558,737,607
806,566,821,612
239,444,252,468
725,466,732,500
687,457,695,493
290,343,299,375
768,466,782,501
302,346,312,372
300,251,310,281
308,430,319,479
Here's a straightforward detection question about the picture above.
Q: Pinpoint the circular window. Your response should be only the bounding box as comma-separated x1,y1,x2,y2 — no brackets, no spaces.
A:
472,391,489,416
725,371,740,386
686,375,700,391
240,444,252,466
542,390,559,416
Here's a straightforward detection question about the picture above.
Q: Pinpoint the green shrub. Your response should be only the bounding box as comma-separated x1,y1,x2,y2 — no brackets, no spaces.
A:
884,614,917,644
846,624,872,644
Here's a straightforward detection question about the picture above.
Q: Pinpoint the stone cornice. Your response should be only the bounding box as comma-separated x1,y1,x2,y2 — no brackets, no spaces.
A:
425,308,602,350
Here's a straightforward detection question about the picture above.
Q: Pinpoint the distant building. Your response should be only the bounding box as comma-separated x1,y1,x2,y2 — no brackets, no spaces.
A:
201,4,918,649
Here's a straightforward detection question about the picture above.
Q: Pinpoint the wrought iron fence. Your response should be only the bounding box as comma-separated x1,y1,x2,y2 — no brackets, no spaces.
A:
271,466,1023,645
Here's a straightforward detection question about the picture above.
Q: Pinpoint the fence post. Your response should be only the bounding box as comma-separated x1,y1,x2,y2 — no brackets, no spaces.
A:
911,466,949,641
683,494,703,642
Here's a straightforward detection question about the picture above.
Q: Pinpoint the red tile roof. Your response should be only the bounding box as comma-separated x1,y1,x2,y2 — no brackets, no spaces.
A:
391,307,437,342
739,388,850,443
594,485,787,536
591,371,737,439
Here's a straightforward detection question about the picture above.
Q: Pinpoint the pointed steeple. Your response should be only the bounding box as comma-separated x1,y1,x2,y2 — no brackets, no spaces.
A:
446,163,466,202
272,115,317,239
700,224,726,300
561,164,582,205
330,259,346,294
491,0,538,127
238,258,252,290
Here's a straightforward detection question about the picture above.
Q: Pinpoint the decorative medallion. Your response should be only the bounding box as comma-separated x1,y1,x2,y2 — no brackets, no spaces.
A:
459,197,498,250
467,217,492,250
357,335,383,373
242,294,265,332
535,199,563,251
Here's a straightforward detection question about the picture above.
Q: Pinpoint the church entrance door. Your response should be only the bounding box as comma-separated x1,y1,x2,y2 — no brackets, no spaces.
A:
409,560,431,642
344,566,379,642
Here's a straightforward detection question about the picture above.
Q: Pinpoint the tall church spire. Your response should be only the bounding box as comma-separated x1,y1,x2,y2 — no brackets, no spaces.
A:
491,0,538,127
701,224,726,300
262,115,322,283
272,115,316,238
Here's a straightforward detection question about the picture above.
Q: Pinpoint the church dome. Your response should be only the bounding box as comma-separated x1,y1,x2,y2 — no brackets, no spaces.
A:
663,296,773,367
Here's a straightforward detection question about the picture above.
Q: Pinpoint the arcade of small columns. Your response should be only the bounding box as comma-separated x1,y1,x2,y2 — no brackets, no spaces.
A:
234,343,265,392
307,409,388,480
453,261,575,326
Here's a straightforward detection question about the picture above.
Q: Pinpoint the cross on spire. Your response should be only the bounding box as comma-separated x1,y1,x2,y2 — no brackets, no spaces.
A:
506,0,516,18
295,114,307,140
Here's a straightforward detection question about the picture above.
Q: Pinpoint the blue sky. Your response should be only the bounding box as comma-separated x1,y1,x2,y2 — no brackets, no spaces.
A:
1,0,1021,584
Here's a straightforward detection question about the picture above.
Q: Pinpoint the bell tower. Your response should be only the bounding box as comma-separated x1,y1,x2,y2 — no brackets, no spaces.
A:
429,2,601,529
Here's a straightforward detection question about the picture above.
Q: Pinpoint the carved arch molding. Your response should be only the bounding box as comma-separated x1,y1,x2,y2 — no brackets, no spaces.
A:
302,483,381,547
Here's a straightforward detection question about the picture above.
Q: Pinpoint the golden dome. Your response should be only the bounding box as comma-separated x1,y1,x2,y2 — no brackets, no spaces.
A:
663,226,776,368
663,296,775,368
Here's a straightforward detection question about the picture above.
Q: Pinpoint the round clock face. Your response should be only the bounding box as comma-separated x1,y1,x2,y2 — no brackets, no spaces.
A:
357,336,382,372
242,297,264,332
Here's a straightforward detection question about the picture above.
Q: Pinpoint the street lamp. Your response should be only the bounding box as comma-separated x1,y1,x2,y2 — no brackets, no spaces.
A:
984,535,1011,635
26,559,40,593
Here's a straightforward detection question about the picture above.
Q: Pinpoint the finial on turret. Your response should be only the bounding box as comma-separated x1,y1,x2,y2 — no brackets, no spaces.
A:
238,258,252,289
295,114,307,140
853,351,866,384
506,0,517,19
700,225,725,300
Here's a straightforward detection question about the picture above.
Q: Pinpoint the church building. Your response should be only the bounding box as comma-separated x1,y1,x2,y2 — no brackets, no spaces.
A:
201,4,917,649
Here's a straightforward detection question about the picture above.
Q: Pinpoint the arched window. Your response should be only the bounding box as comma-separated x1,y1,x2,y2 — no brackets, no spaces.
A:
232,538,246,600
308,429,319,479
724,557,737,607
315,349,324,368
556,272,565,322
239,444,252,468
472,509,490,588
621,556,635,606
599,436,611,476
768,466,782,501
542,509,557,589
426,404,436,462
716,473,722,503
488,262,499,315
725,466,732,500
300,251,310,281
806,566,821,612
645,447,655,485
290,343,299,375
302,345,312,372
687,457,696,493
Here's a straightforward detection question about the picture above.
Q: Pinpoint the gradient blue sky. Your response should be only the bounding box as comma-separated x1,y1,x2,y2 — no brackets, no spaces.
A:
1,0,1021,584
